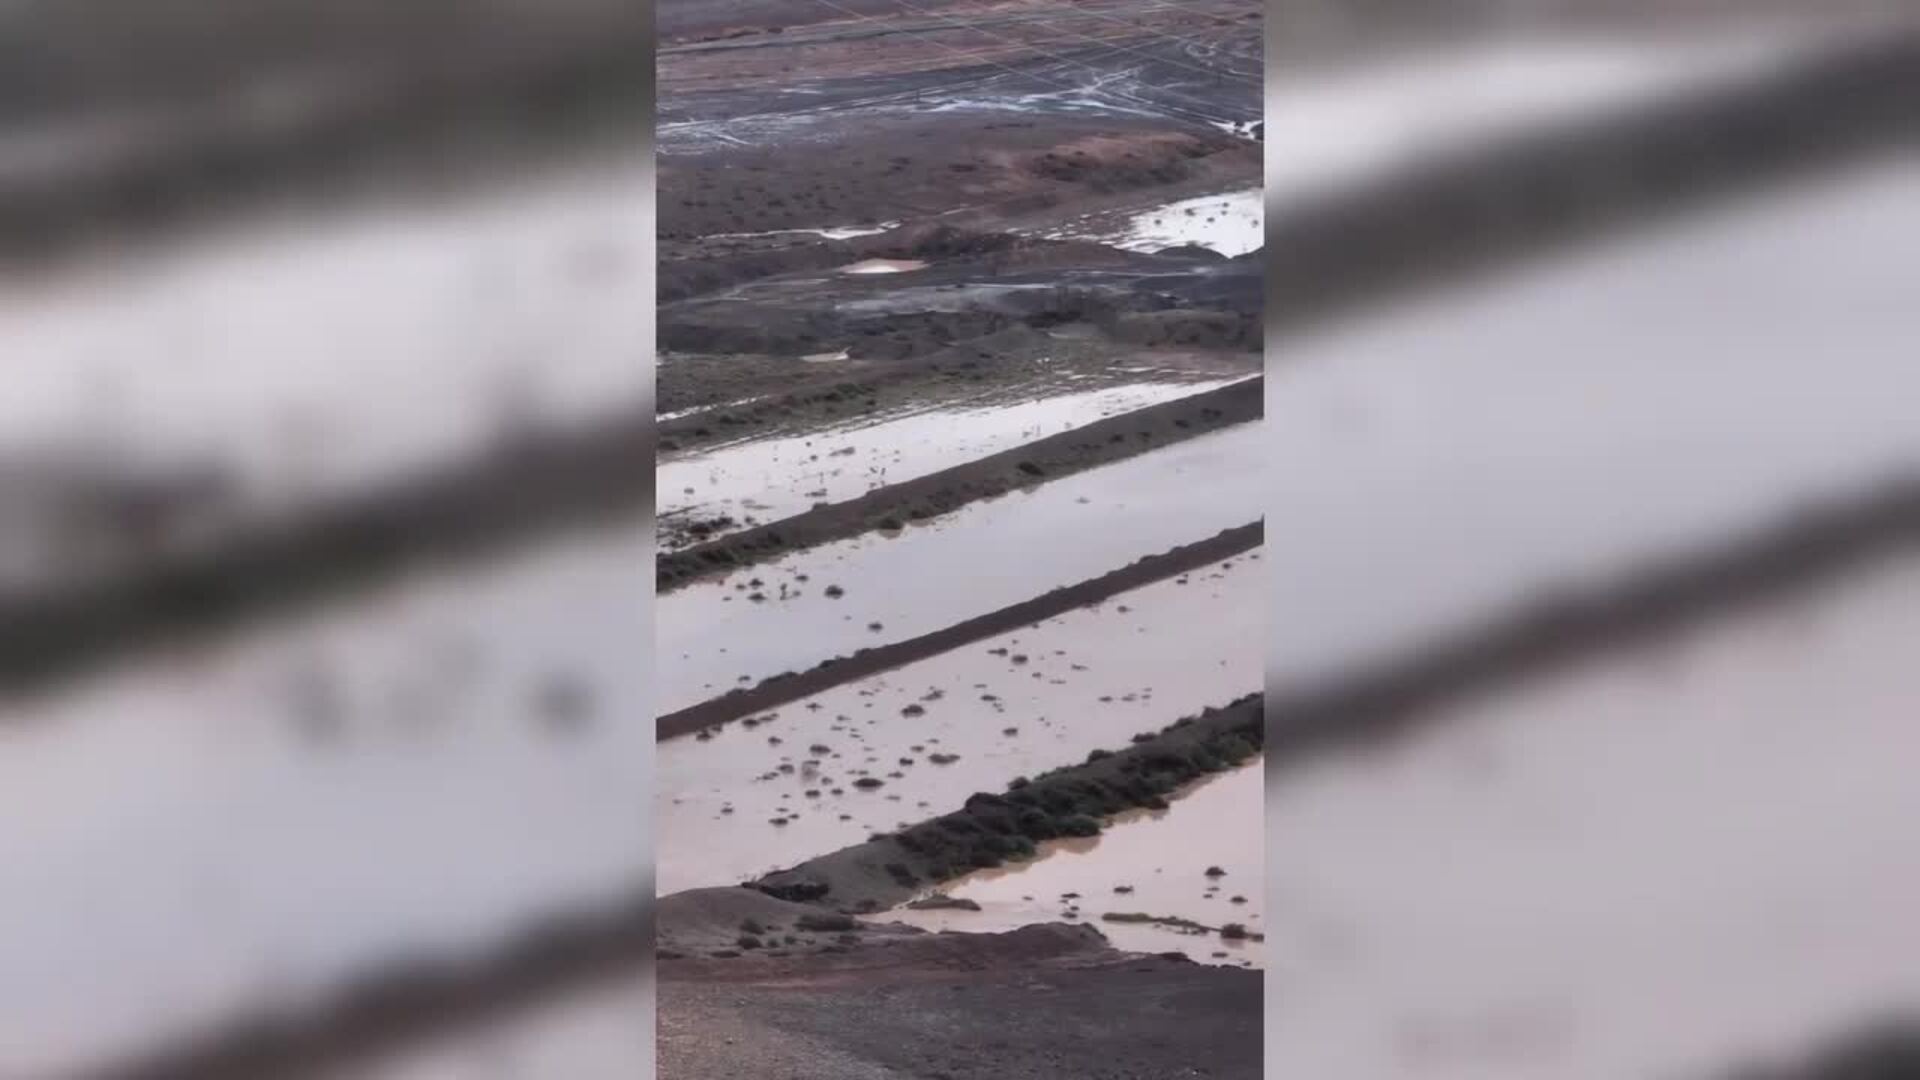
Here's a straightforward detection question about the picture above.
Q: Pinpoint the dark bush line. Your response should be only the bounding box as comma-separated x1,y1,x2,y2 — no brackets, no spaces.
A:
754,694,1262,905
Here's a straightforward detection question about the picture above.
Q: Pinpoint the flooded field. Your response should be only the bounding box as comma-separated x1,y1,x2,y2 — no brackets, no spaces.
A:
657,421,1261,712
1263,548,1920,1080
656,554,1262,895
885,761,1264,966
0,152,649,511
659,375,1249,542
1268,151,1920,687
654,0,1264,1070
0,523,650,1077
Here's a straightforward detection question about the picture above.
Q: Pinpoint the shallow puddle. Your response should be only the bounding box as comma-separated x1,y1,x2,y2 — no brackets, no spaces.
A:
1264,548,1920,1079
658,376,1249,543
655,554,1262,896
1047,188,1262,257
839,258,927,275
1119,189,1263,256
883,761,1265,967
1268,152,1920,691
656,421,1262,713
0,523,651,1077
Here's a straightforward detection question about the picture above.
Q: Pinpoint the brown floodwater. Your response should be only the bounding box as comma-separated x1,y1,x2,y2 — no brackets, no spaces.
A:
883,761,1264,967
656,553,1262,896
656,422,1263,713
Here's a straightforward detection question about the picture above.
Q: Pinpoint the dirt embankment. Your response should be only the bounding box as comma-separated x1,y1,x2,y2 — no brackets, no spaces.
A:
658,119,1253,239
748,694,1264,913
657,377,1260,589
658,916,1261,1080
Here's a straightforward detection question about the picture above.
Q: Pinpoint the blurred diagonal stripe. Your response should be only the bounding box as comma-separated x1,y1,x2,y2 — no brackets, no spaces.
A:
1265,21,1920,336
0,407,652,697
0,0,650,254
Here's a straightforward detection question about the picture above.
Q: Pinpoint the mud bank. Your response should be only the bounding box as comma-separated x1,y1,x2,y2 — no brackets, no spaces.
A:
0,9,651,260
748,694,1263,913
658,377,1258,590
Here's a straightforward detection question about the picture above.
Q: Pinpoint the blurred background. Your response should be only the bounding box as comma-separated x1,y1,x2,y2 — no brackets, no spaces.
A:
1262,2,1920,1079
0,0,655,1077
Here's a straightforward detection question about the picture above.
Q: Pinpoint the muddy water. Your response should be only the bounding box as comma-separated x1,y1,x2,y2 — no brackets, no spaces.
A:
1264,548,1920,1080
658,376,1250,542
839,258,927,275
0,523,651,1078
884,762,1265,968
0,152,649,513
656,421,1262,713
655,554,1262,896
1268,152,1920,691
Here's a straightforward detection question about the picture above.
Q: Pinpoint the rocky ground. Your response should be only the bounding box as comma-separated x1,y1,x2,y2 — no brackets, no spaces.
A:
657,889,1262,1080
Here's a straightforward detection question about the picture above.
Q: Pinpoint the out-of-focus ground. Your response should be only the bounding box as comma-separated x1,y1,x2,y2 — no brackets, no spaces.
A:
0,1,656,1077
1256,4,1920,1080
